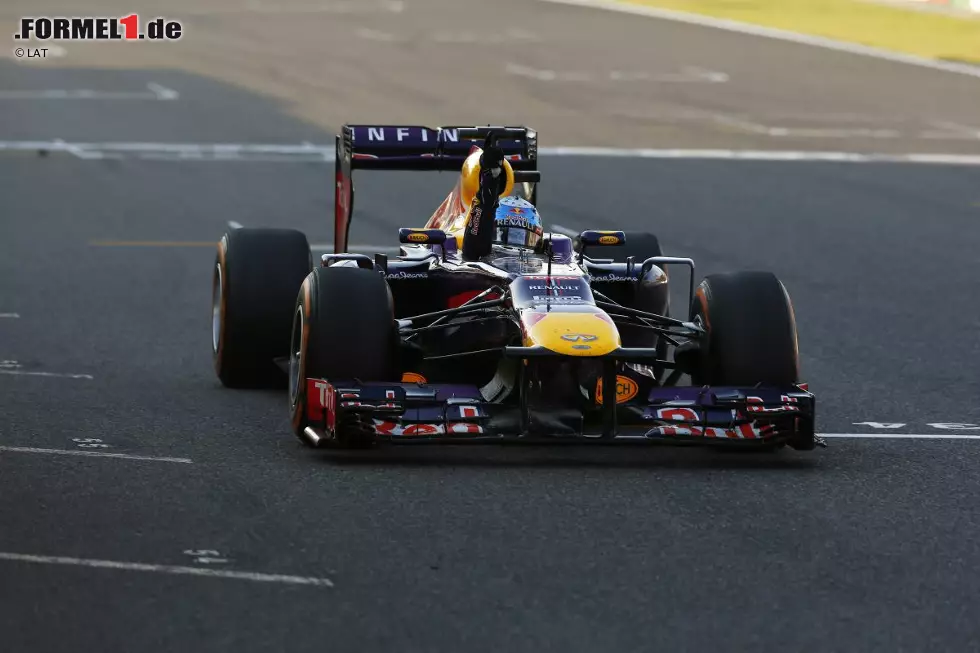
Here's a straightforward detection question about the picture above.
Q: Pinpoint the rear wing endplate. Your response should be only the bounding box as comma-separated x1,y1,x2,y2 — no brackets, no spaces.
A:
334,124,539,254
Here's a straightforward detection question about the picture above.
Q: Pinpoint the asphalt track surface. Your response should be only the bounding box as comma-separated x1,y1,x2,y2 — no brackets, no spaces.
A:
3,3,980,653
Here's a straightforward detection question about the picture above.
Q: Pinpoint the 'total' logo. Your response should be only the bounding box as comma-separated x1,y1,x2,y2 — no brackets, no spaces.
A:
15,15,183,41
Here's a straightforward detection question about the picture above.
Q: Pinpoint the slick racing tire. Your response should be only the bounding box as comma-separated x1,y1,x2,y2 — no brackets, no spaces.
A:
213,228,312,388
609,231,670,378
689,271,800,387
288,266,397,447
609,231,665,271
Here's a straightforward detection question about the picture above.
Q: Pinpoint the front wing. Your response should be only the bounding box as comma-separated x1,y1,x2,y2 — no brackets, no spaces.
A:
303,378,817,449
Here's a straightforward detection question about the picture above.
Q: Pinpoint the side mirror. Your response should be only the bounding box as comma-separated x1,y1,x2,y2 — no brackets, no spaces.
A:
574,230,626,252
398,228,447,245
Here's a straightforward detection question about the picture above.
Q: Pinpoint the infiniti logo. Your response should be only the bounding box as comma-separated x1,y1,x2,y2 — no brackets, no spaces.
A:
560,333,598,342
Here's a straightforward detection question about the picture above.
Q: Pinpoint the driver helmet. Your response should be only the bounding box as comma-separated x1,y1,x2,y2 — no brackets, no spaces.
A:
494,196,543,249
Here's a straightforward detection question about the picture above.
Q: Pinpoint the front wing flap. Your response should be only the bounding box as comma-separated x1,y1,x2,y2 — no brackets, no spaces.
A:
304,379,817,448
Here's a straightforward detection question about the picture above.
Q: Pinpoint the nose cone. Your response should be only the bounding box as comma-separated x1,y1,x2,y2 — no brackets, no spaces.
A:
522,311,621,356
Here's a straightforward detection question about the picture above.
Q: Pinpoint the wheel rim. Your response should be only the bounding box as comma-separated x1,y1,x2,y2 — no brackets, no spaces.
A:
288,305,304,403
211,263,223,354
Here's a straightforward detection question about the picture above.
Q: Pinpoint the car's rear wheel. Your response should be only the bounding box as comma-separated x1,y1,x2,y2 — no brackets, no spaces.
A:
610,231,670,379
213,228,312,388
689,270,800,386
289,265,398,447
609,231,665,272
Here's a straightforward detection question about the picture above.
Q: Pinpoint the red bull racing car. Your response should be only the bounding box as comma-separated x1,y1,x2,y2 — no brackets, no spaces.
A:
211,125,820,451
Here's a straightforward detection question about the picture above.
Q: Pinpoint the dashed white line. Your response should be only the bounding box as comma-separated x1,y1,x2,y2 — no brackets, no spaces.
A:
431,28,538,43
710,114,908,139
0,313,19,318
609,66,729,83
772,127,903,139
0,370,93,379
506,63,558,81
0,83,178,101
506,63,728,84
355,27,397,42
0,552,334,587
925,120,980,140
146,82,180,100
0,446,192,463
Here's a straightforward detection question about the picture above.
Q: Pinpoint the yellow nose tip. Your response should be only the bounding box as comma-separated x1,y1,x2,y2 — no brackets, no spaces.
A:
523,312,620,356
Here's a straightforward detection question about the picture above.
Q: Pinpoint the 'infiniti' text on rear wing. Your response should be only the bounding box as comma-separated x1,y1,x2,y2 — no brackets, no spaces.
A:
333,124,538,253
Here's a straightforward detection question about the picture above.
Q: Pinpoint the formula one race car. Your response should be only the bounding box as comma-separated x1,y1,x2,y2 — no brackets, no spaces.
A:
211,124,819,451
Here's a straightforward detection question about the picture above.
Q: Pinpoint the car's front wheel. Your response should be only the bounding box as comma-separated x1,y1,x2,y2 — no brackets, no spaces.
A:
689,270,800,386
288,265,398,447
689,271,808,451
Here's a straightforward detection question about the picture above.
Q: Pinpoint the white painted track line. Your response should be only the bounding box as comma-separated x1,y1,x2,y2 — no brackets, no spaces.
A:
821,433,980,440
355,27,397,42
537,148,980,165
227,220,243,229
0,446,193,463
0,83,179,101
0,370,94,379
505,62,729,84
536,0,980,81
3,141,980,165
0,313,19,318
0,552,334,587
146,83,180,100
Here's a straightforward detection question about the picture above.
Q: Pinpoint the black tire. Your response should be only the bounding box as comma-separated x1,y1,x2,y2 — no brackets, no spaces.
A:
608,231,665,269
212,228,312,388
690,271,800,386
608,231,670,377
288,265,398,446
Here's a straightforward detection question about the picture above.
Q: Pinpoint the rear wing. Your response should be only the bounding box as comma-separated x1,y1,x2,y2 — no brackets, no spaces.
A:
333,124,539,254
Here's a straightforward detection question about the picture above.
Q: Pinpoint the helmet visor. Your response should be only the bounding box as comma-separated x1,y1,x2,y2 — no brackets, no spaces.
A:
494,212,542,249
